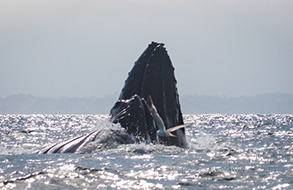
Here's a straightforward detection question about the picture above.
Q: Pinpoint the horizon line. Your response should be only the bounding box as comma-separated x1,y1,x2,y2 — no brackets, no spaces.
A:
1,92,293,99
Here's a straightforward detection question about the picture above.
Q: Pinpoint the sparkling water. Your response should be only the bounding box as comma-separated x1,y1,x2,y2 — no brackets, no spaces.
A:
0,114,292,189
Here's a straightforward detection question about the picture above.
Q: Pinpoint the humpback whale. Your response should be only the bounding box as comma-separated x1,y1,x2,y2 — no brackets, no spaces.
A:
38,41,187,154
110,42,187,147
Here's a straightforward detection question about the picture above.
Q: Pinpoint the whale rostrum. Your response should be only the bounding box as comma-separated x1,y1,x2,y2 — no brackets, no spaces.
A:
111,41,187,147
39,41,187,154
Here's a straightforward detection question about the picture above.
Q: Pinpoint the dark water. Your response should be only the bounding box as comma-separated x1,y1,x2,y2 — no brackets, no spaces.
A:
0,114,292,189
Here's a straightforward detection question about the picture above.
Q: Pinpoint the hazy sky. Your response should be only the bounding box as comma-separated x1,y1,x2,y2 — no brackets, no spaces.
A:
1,0,292,98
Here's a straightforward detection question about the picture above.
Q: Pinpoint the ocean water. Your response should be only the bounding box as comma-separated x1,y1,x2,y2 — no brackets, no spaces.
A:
0,114,292,190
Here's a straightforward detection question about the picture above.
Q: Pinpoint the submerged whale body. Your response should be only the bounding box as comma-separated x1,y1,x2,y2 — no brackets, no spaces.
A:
38,42,187,154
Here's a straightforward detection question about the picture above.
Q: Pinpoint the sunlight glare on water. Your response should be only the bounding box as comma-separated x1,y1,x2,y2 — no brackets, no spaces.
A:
0,114,292,189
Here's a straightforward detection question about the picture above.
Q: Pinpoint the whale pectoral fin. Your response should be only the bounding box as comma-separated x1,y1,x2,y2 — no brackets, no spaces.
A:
166,124,187,133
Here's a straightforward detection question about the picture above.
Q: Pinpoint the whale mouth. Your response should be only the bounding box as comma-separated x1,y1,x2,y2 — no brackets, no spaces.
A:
39,41,187,154
110,41,187,147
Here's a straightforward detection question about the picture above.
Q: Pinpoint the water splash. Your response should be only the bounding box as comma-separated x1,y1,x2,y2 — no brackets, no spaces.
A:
0,114,292,189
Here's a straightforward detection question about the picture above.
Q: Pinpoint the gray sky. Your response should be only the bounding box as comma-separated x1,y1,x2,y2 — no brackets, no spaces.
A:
1,0,292,98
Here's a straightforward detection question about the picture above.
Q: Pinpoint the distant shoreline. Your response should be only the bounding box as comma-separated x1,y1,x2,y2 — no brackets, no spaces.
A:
0,93,292,114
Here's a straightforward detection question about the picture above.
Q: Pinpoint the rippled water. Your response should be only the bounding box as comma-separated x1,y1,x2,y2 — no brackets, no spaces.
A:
0,114,292,189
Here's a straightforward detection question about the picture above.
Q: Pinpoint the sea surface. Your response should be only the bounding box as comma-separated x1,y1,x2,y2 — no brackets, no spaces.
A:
0,114,292,189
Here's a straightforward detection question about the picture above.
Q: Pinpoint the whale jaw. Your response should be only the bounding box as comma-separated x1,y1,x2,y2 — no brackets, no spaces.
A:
39,41,188,154
111,42,187,147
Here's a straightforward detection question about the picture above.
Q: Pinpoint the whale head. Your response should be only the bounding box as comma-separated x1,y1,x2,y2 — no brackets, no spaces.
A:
111,42,187,147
